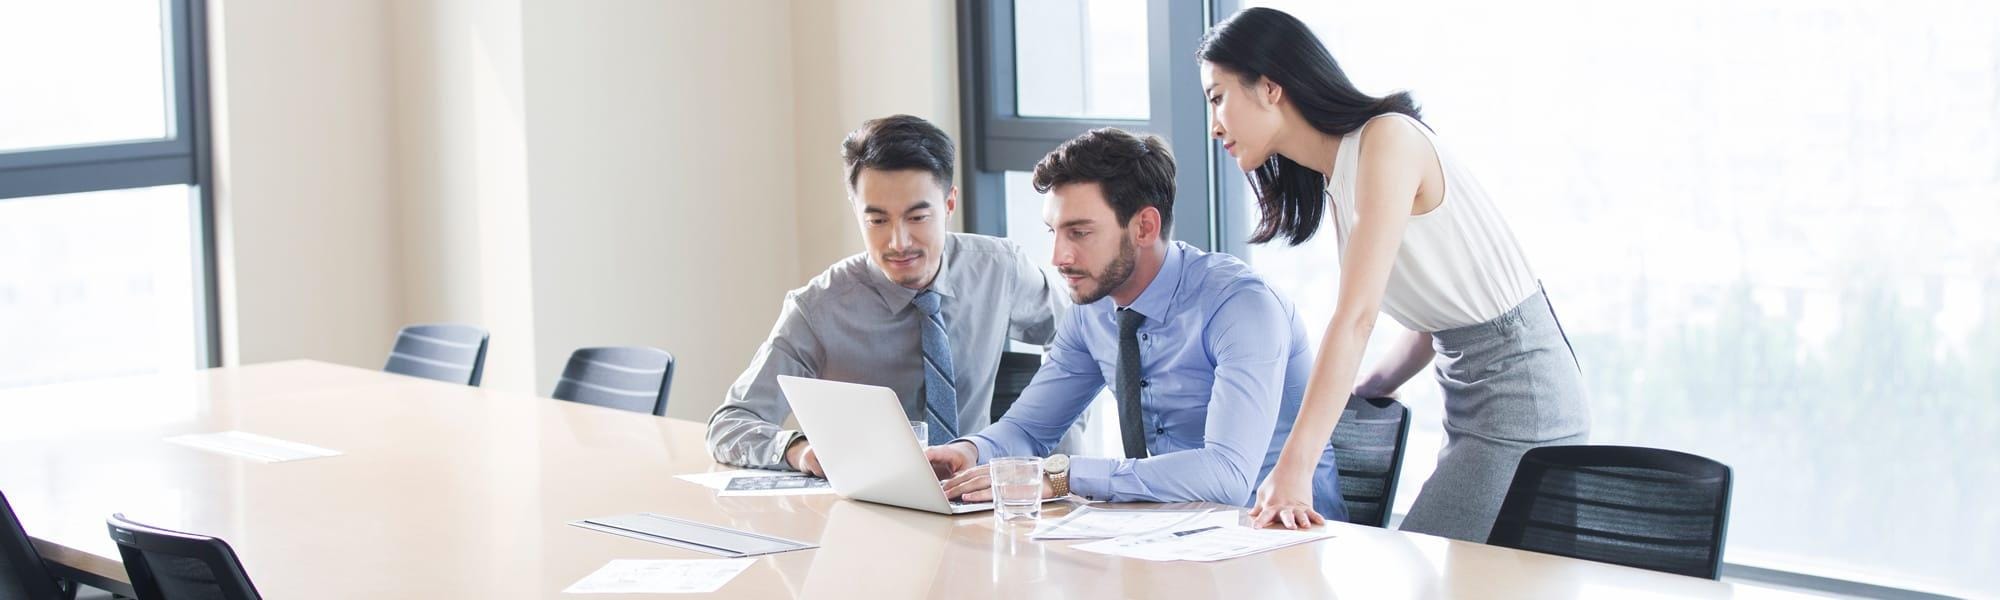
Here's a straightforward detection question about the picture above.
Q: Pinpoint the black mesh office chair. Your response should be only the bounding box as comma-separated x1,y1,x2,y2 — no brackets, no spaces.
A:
1487,445,1733,579
381,323,489,386
1331,395,1411,527
3,490,75,600
105,515,261,600
988,351,1042,422
551,346,675,417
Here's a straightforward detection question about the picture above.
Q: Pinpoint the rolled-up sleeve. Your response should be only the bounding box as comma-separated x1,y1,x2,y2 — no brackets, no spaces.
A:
706,292,823,469
1066,285,1289,506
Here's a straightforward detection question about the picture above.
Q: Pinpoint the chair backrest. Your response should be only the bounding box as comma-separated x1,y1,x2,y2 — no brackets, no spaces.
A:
550,346,675,416
2,490,69,600
105,514,261,600
989,351,1043,423
1330,395,1411,528
382,323,489,386
1487,445,1733,579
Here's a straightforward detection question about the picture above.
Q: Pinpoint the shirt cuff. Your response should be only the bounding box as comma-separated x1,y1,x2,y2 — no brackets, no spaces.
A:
771,429,804,470
962,435,999,466
1067,456,1119,501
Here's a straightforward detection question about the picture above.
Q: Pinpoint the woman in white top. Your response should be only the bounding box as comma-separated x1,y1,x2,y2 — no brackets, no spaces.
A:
1198,7,1590,542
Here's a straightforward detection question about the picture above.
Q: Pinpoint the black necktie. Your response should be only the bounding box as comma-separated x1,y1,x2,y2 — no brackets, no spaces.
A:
1116,308,1148,459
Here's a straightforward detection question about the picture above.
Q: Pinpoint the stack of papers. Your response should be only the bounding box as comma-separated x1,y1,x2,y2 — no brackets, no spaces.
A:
1029,507,1227,540
674,469,834,497
1072,523,1334,562
563,559,755,594
164,431,342,463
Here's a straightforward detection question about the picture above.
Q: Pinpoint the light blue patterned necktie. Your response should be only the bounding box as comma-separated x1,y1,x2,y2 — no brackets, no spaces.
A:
912,290,958,445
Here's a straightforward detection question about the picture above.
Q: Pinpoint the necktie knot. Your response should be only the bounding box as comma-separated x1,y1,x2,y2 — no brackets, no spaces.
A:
913,289,943,317
1119,307,1146,332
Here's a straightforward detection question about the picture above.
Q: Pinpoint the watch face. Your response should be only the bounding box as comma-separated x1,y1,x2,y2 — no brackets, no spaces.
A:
1044,454,1069,473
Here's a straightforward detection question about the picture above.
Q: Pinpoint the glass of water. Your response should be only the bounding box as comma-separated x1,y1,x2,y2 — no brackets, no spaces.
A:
989,457,1044,523
909,421,928,445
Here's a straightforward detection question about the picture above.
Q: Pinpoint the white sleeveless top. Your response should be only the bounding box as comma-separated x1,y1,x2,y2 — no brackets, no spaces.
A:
1324,113,1538,332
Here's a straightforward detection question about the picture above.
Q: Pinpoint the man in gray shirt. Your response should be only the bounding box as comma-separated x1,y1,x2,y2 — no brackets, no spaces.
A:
707,115,1070,474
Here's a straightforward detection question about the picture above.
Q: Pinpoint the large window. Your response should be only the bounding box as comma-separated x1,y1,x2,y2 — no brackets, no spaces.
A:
1233,1,1996,596
970,0,1996,596
0,0,217,387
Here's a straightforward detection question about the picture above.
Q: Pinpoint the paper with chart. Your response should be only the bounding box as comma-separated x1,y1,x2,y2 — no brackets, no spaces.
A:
674,469,834,496
1072,523,1334,562
1029,507,1227,540
164,431,342,463
720,474,830,496
562,559,755,594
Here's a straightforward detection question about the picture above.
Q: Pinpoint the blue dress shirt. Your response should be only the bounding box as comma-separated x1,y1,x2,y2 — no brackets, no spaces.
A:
966,241,1347,521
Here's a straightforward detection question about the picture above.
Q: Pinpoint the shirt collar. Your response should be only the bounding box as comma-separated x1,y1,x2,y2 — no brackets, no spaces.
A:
865,233,958,311
1115,241,1185,322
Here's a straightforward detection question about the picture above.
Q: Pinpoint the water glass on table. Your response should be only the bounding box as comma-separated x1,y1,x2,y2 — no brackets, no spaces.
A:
989,456,1044,523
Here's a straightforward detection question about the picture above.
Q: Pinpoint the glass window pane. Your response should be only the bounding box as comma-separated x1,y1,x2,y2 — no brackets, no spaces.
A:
0,0,171,152
1243,0,1998,594
0,185,199,388
1013,0,1149,120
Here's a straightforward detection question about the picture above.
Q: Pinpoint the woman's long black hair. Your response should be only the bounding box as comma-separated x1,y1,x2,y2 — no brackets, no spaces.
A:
1197,7,1424,246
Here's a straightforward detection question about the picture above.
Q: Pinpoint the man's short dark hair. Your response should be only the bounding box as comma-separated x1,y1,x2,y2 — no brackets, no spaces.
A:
841,115,955,191
1031,128,1176,230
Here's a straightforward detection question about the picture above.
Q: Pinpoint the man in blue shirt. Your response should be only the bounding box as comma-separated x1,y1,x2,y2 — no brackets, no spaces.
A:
928,128,1346,522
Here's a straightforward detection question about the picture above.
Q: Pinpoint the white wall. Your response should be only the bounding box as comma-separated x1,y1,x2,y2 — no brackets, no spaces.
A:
388,0,541,394
209,0,961,421
208,0,403,370
520,0,801,419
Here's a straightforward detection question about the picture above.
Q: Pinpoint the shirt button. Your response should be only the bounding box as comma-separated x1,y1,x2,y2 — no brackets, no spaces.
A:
1140,380,1149,388
1155,427,1165,434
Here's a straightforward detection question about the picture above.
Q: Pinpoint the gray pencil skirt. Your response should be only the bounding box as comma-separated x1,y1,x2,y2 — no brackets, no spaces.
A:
1396,287,1591,542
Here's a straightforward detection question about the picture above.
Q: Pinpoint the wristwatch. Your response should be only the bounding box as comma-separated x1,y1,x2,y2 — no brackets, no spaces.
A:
1044,454,1071,498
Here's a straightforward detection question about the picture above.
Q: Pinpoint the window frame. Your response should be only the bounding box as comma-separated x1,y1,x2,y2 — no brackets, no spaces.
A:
0,0,219,368
957,0,1221,250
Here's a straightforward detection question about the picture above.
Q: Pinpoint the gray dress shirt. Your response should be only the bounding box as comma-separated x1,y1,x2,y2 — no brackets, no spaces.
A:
706,232,1070,469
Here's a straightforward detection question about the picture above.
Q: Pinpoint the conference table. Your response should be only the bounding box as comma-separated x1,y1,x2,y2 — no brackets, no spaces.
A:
0,360,1819,598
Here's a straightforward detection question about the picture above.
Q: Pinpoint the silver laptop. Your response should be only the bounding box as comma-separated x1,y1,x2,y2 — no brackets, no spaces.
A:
778,375,996,515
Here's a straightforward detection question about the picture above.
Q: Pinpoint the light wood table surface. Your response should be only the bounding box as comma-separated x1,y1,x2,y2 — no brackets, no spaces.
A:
0,360,1827,598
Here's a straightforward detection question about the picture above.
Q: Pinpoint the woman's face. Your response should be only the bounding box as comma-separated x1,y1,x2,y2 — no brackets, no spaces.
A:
1202,62,1283,173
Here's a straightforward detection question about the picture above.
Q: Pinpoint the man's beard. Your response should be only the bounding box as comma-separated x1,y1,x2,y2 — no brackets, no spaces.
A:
1061,234,1137,305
